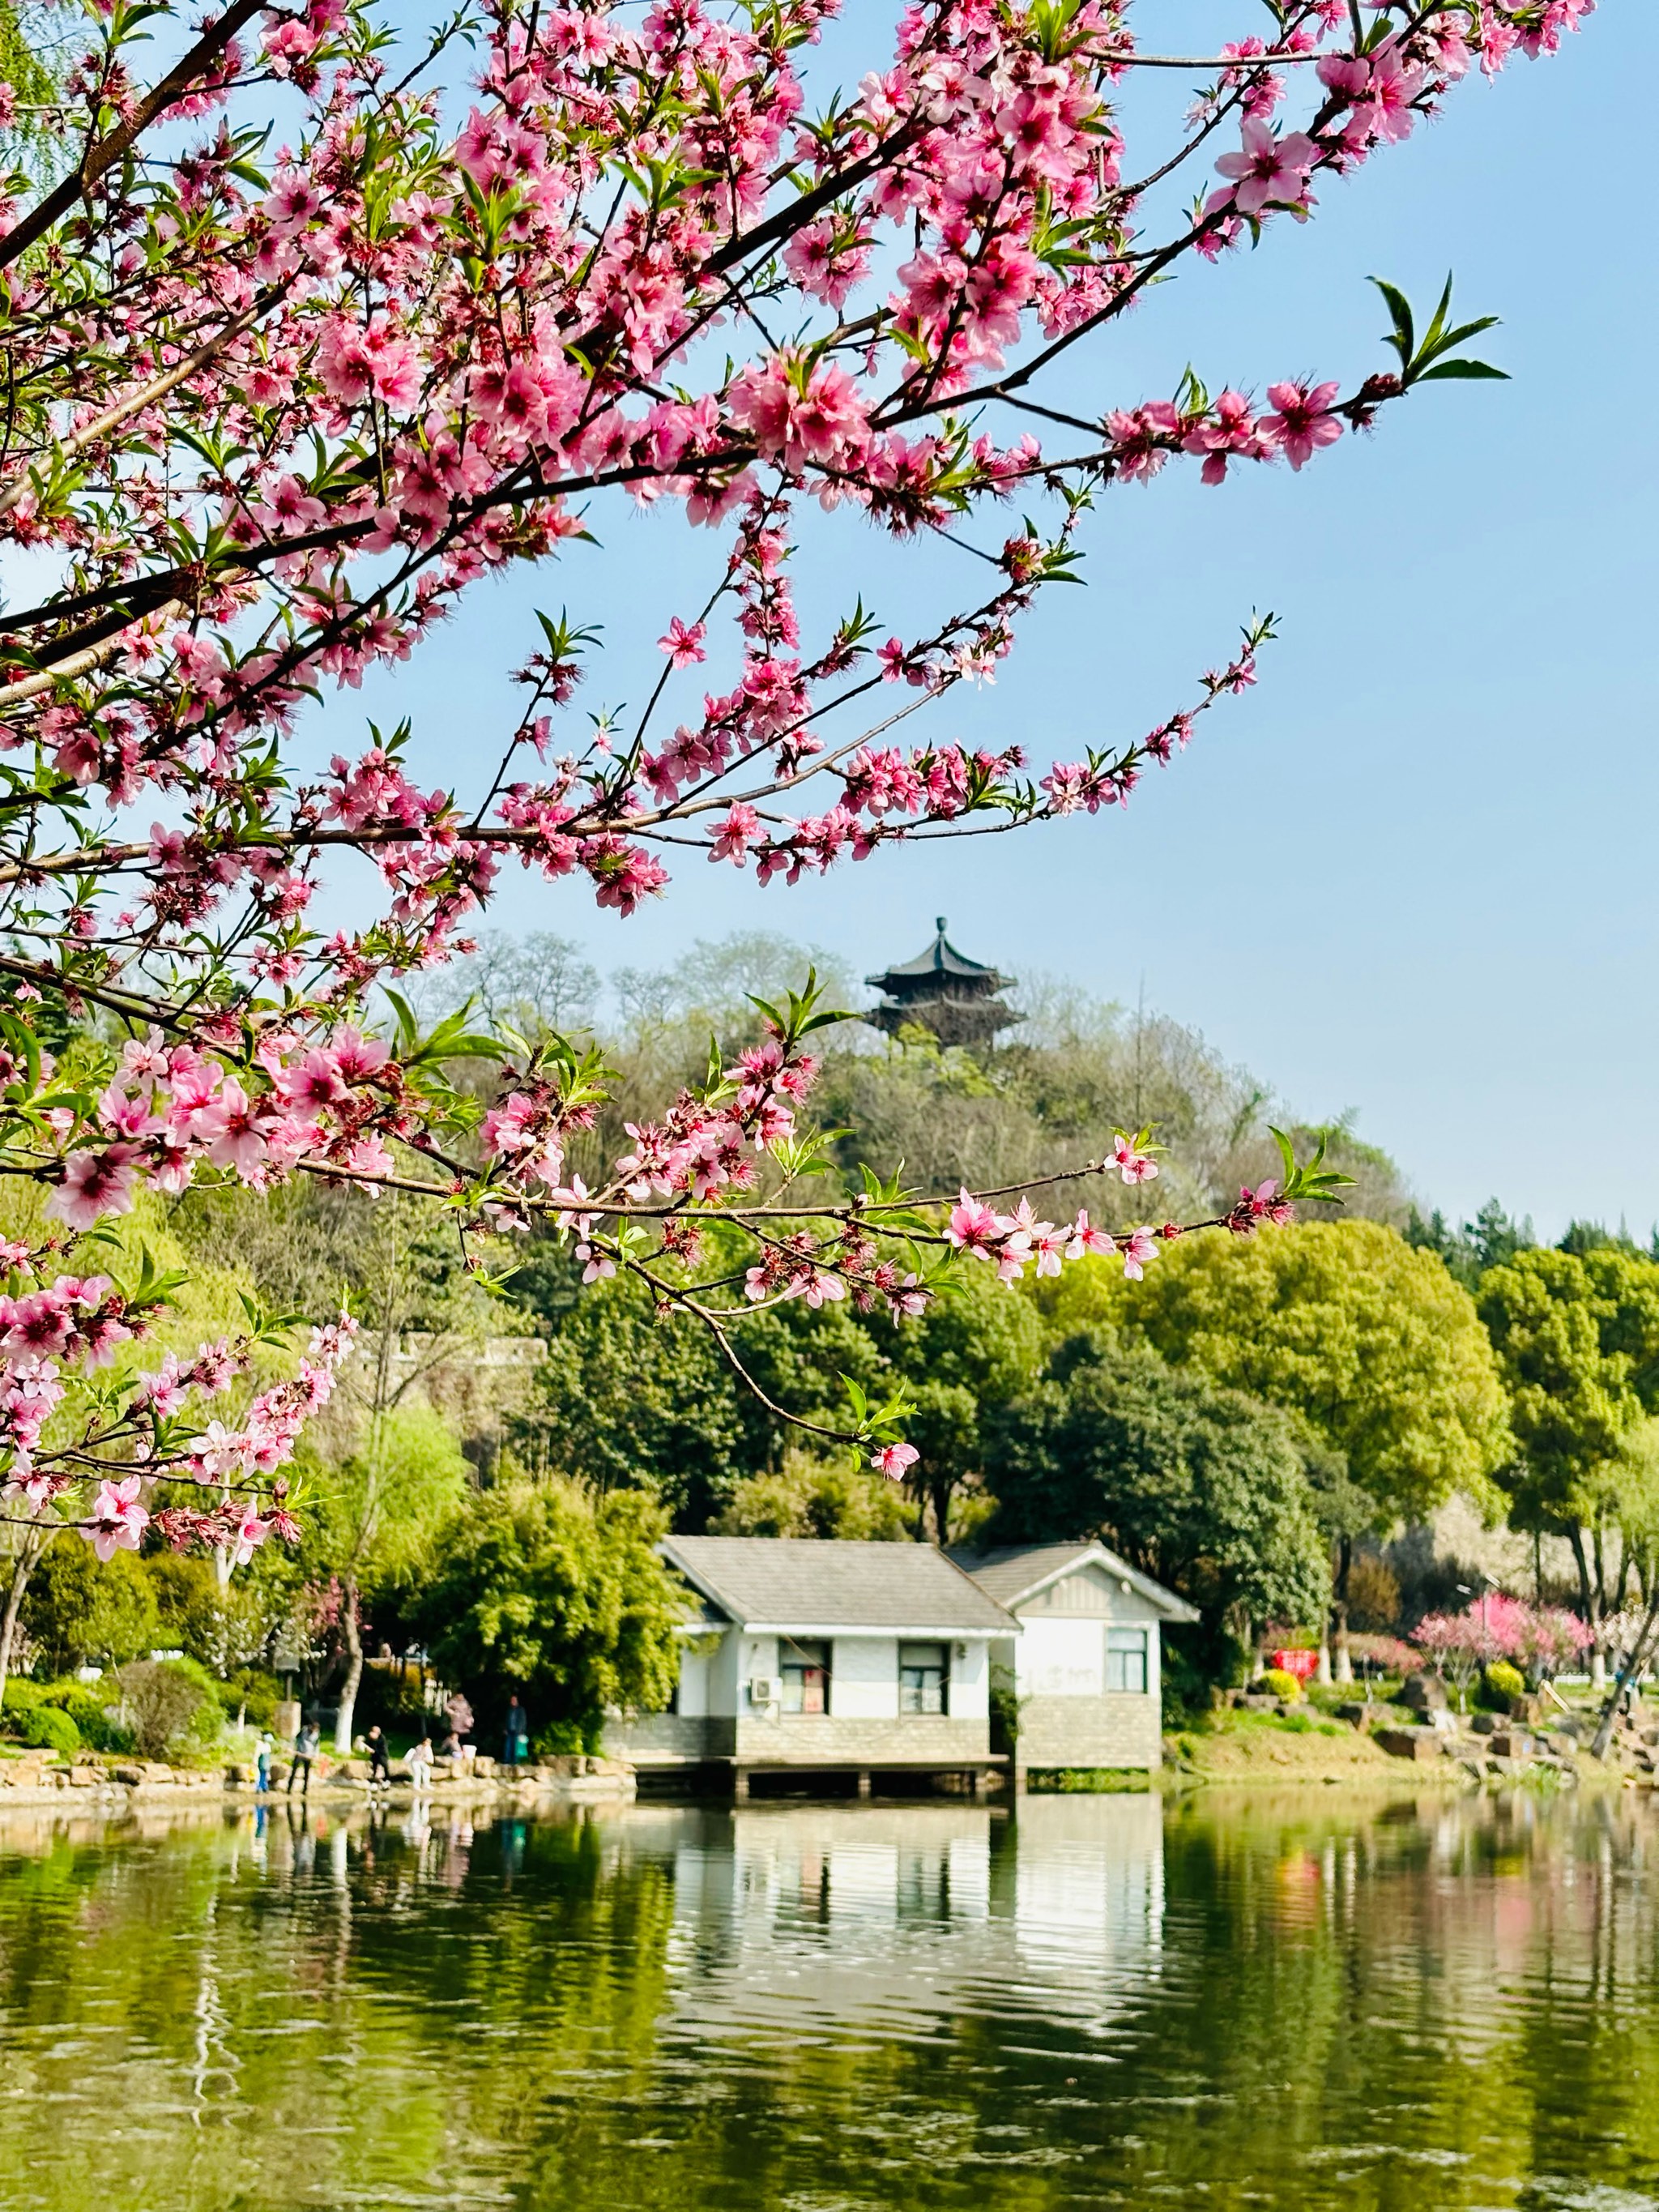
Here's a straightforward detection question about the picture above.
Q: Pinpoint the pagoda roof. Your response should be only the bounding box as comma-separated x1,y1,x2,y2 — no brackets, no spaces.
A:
864,918,1008,993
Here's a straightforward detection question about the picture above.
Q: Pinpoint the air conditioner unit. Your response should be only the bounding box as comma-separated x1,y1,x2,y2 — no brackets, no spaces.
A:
748,1677,779,1706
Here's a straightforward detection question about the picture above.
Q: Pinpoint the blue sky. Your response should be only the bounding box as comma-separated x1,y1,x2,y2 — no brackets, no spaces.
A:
309,4,1653,1239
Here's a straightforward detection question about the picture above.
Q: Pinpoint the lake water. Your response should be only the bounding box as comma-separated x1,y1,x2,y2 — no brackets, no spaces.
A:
0,1787,1655,2210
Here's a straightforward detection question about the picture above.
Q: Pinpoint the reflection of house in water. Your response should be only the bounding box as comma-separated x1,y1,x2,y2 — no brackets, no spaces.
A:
623,1800,1165,2052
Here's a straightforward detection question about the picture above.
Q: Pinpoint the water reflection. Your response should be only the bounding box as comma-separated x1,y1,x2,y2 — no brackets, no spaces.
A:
2,1790,1659,2210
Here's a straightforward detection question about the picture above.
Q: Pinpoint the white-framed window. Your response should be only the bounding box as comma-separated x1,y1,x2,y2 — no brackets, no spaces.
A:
1106,1628,1149,1694
780,1639,831,1715
899,1642,949,1715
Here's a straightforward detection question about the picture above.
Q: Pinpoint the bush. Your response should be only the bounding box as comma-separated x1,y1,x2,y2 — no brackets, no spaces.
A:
1485,1659,1527,1705
2,1678,132,1752
117,1659,224,1760
1260,1668,1303,1702
22,1706,79,1754
0,1679,42,1732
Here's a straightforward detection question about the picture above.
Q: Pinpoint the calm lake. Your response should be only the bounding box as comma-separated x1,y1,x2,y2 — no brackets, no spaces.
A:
0,1787,1654,2210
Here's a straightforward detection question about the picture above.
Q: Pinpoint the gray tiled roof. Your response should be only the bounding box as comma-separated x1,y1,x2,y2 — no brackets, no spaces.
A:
661,1537,1016,1633
949,1542,1200,1622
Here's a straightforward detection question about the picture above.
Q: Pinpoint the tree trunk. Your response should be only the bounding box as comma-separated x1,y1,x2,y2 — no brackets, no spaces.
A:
0,1548,32,1706
1591,1585,1659,1761
1568,1524,1600,1652
1331,1535,1354,1684
334,1580,364,1755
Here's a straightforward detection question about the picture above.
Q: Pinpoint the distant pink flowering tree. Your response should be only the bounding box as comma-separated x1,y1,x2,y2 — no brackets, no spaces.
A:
0,0,1590,1599
1414,1596,1591,1692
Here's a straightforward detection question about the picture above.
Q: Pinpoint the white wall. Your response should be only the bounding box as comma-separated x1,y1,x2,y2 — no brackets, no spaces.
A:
949,1639,989,1719
677,1644,710,1718
1018,1616,1104,1697
688,1626,1002,1719
830,1636,898,1718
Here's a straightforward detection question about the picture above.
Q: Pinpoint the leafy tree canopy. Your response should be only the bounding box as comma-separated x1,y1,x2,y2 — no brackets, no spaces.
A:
1477,1245,1659,1527
412,1482,684,1752
1107,1221,1511,1530
985,1334,1330,1649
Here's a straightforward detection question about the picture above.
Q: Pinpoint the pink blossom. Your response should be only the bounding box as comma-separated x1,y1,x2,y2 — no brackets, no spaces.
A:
46,1147,139,1231
83,1475,149,1561
870,1441,919,1480
1121,1228,1159,1281
1113,1134,1159,1185
1260,381,1344,470
945,1190,1001,1258
659,617,708,668
1214,122,1317,216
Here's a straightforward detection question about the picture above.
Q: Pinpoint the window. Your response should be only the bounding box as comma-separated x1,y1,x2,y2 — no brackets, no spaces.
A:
899,1642,949,1715
780,1639,830,1715
1106,1629,1148,1694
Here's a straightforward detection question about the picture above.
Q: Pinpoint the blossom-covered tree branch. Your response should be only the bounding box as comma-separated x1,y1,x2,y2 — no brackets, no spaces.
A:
0,0,1590,1564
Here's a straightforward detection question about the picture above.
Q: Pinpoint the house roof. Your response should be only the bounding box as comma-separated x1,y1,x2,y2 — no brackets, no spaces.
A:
660,1536,1017,1634
949,1541,1201,1624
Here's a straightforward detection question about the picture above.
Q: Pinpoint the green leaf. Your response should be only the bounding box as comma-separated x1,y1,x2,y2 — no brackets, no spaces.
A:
1369,275,1414,369
1415,359,1510,382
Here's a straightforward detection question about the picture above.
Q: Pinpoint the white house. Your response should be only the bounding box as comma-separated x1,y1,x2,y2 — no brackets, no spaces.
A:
606,1537,1016,1797
605,1535,1196,1791
951,1541,1200,1776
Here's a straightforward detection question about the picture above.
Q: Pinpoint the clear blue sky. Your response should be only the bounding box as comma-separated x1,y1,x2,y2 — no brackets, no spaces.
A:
309,4,1655,1239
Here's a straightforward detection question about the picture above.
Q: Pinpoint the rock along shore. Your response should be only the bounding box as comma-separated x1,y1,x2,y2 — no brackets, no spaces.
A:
0,1749,636,1817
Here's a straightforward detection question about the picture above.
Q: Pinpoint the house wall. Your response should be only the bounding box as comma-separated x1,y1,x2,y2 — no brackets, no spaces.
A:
608,1628,999,1766
608,1711,738,1763
736,1712,991,1764
1011,1569,1166,1774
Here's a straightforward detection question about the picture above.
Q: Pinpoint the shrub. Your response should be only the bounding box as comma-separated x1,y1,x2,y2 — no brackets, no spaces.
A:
1260,1668,1303,1703
1485,1660,1526,1704
0,1680,43,1733
117,1659,224,1760
1346,1554,1403,1633
22,1706,79,1755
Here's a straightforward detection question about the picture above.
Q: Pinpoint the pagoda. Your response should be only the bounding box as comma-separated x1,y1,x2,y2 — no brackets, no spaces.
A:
863,919,1021,1050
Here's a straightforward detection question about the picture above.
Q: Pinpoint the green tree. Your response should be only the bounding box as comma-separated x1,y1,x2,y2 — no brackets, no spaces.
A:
711,1450,911,1539
300,1399,471,1750
986,1334,1330,1680
1108,1221,1511,1676
1477,1246,1659,1642
18,1544,160,1676
413,1482,684,1753
1406,1198,1535,1290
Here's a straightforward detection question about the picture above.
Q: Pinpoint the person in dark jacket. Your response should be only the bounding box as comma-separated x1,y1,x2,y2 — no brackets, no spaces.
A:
502,1697,529,1769
365,1724,391,1789
288,1719,320,1795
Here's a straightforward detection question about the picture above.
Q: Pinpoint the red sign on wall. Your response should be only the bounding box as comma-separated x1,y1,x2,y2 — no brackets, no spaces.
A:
1271,1648,1320,1680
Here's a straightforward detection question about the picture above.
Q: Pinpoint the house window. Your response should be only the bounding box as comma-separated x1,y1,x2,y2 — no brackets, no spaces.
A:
899,1642,949,1715
1107,1629,1149,1694
780,1639,830,1715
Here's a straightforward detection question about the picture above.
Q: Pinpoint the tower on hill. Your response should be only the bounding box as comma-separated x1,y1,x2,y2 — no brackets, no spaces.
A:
863,919,1021,1051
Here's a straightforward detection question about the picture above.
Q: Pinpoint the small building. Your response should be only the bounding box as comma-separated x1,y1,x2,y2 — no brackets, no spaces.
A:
950,1543,1199,1777
608,1535,1198,1792
606,1537,1017,1798
864,917,1021,1050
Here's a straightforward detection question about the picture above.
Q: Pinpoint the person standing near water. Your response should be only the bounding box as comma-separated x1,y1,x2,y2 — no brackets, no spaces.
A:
365,1724,391,1790
503,1697,530,1770
288,1718,320,1796
407,1736,434,1796
255,1732,272,1793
